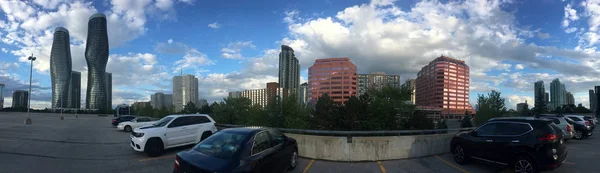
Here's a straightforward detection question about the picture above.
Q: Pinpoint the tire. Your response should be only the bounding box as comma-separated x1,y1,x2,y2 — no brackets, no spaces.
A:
145,138,164,157
574,130,584,140
124,126,132,132
513,155,538,173
200,131,212,142
288,149,298,171
452,145,469,165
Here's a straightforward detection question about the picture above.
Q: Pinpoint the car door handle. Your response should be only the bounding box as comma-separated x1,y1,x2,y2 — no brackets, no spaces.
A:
486,140,493,142
512,140,520,143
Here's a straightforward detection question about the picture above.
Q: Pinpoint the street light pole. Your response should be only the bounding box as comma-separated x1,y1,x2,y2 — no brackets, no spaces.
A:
25,54,36,125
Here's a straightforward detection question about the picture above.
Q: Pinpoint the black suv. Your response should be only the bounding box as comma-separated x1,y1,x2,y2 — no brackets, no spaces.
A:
451,117,567,173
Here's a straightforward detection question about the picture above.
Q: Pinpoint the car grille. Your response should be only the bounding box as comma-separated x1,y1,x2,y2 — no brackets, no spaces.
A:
179,159,212,173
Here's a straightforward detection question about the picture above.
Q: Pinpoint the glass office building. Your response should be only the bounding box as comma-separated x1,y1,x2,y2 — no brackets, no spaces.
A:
308,58,357,104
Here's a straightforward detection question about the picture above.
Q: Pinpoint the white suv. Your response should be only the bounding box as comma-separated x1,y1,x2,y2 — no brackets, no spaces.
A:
130,114,218,157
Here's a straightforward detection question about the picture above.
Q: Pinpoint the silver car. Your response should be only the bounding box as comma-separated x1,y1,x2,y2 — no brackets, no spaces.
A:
537,115,574,140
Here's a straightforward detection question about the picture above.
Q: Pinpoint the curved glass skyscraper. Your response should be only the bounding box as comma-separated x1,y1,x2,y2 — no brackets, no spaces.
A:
50,27,72,108
85,13,109,110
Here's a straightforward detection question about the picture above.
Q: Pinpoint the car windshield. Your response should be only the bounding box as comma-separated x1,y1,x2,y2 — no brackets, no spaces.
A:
152,117,174,127
193,131,247,159
569,116,583,121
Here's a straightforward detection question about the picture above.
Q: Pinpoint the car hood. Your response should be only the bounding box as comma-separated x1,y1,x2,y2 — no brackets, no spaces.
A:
177,150,236,172
134,125,164,133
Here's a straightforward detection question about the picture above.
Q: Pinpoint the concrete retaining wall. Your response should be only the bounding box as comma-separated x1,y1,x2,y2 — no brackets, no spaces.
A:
285,133,454,161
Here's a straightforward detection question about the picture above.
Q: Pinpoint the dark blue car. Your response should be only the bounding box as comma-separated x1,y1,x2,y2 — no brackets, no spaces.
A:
173,127,299,173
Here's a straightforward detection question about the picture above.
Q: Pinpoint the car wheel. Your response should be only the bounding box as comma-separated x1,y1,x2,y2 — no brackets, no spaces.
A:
288,149,298,170
452,145,469,165
145,138,164,157
125,126,132,132
574,130,584,140
513,156,537,173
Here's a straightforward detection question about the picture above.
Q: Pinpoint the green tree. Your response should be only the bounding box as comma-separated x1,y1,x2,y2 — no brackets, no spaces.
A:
182,101,198,114
460,114,473,128
405,111,434,130
474,90,507,125
312,93,342,130
280,93,312,129
199,104,212,114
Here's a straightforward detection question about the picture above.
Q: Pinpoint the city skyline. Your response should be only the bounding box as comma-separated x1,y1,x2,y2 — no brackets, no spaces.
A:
2,0,600,110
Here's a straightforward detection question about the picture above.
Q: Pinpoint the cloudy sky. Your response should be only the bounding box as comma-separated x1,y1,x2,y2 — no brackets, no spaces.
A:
0,0,599,110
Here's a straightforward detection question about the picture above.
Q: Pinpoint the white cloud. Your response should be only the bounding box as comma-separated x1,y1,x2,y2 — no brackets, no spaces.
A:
220,41,256,59
505,95,534,110
168,39,173,44
1,48,7,53
208,22,220,29
174,49,215,73
515,64,525,70
565,27,578,33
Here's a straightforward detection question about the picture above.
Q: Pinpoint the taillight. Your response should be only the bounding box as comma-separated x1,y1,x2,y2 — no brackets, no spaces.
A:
174,156,180,170
567,125,571,132
539,134,558,142
585,121,589,125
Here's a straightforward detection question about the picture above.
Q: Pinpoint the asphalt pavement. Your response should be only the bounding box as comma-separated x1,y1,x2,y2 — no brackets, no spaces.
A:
0,112,598,173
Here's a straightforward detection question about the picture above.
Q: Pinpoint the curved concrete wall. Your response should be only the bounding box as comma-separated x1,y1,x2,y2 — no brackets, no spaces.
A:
285,133,454,161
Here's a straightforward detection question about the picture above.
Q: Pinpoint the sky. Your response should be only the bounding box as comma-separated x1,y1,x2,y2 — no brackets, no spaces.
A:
0,0,600,110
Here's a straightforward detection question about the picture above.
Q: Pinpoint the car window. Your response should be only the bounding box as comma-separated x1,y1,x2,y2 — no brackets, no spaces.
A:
197,116,211,124
568,116,582,121
168,117,188,128
193,131,246,159
268,129,285,147
137,118,147,122
125,116,136,121
495,123,531,136
252,131,271,155
476,123,497,136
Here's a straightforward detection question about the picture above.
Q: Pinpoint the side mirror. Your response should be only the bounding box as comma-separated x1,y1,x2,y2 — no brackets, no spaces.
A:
471,131,477,137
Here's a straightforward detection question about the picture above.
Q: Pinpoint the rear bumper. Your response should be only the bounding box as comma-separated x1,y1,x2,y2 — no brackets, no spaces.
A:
539,150,568,171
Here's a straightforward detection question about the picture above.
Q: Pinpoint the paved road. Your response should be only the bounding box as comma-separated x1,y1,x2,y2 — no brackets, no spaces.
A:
0,112,597,173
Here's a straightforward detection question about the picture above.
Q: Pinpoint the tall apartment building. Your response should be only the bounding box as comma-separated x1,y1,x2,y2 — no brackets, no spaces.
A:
534,80,545,109
105,72,112,109
415,56,473,119
131,101,150,110
68,71,81,108
266,82,283,105
228,91,241,98
12,90,29,108
235,83,289,108
151,92,173,109
550,79,566,110
173,75,199,112
357,72,400,96
298,82,308,105
85,13,110,110
566,92,575,105
590,89,597,112
278,45,300,90
50,27,72,108
308,58,357,104
0,84,4,109
402,79,416,104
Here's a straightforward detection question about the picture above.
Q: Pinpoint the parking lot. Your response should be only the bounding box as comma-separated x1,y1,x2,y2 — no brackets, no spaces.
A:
0,112,598,173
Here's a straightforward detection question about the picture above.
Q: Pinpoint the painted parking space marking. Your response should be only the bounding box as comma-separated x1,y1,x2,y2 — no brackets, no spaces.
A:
138,154,175,162
377,161,387,173
435,155,470,173
302,159,315,173
564,161,575,165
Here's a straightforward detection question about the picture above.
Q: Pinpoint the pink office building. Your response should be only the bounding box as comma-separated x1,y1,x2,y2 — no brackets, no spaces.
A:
308,58,357,104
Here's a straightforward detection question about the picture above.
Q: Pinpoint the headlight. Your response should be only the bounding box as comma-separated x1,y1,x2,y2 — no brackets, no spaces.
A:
132,132,144,137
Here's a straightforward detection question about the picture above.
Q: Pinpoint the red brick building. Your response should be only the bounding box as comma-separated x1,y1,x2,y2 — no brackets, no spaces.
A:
308,58,357,104
415,56,474,119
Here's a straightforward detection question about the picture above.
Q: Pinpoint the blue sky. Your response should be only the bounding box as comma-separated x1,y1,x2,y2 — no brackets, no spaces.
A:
1,0,600,109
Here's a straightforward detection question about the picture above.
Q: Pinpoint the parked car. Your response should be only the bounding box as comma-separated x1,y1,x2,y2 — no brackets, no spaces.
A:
535,114,574,140
112,115,136,126
451,117,567,173
173,127,298,173
117,117,155,132
565,115,595,139
130,114,218,157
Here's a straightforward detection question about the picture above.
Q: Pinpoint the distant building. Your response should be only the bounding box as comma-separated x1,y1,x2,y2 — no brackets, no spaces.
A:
228,91,241,98
590,89,597,113
545,92,549,107
173,74,199,112
566,92,575,105
235,83,289,108
12,90,29,108
199,99,208,107
595,86,600,114
68,71,81,108
0,84,4,109
131,101,150,110
50,27,72,109
298,82,308,105
415,56,474,119
517,101,529,112
402,79,416,104
151,92,173,110
534,81,545,109
105,72,112,109
278,45,300,90
266,82,287,106
357,72,400,96
85,13,110,110
550,79,566,110
308,58,357,104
